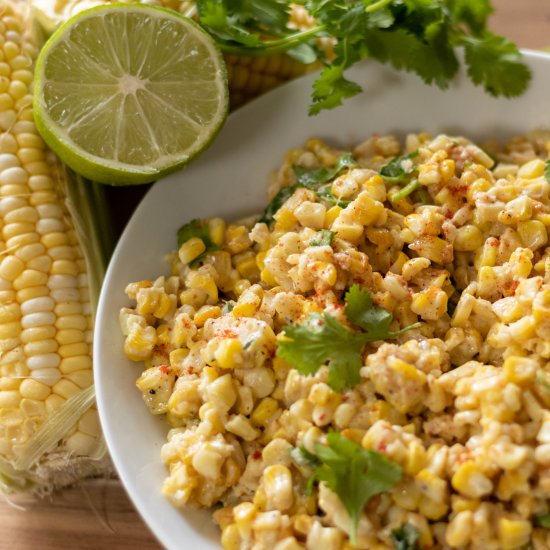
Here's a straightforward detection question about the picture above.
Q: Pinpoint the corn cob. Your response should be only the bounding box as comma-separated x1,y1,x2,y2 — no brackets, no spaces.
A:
32,0,321,108
0,1,112,493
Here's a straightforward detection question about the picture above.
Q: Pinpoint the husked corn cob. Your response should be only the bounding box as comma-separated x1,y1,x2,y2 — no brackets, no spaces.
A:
32,0,322,108
0,1,111,492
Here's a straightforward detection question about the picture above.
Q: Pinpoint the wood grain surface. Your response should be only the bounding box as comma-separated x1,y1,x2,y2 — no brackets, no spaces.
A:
3,1,550,549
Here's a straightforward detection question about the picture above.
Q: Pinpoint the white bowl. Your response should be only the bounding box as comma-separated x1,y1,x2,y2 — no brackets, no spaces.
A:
94,51,550,549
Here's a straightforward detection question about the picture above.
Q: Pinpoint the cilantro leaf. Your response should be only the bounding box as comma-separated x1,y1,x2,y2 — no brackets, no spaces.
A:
391,523,421,550
277,312,368,391
290,446,320,469
294,152,355,187
177,219,220,266
310,229,335,247
309,64,363,115
450,0,493,34
308,432,402,544
278,285,419,391
537,513,550,529
345,284,420,340
197,1,261,47
258,184,299,225
545,160,550,182
259,153,355,224
463,33,531,97
364,28,458,89
196,0,291,46
197,0,530,114
380,151,418,183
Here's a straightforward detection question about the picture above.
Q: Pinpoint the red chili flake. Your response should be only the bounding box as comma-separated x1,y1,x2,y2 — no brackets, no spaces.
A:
251,450,262,461
444,209,455,219
318,414,326,421
154,343,168,355
377,442,388,453
450,184,468,195
187,367,194,375
504,279,519,296
159,365,170,374
219,329,237,338
316,318,325,326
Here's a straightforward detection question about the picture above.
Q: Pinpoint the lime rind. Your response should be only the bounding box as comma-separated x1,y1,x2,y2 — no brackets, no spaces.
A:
34,3,229,186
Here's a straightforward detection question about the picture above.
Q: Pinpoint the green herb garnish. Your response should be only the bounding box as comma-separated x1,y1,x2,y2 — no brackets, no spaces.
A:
277,284,419,390
344,284,420,340
390,180,421,202
177,218,220,266
278,312,368,391
545,160,550,182
380,151,418,183
259,185,298,225
297,432,402,544
391,523,421,550
294,153,356,187
536,513,550,529
310,229,336,247
196,0,530,114
259,153,355,223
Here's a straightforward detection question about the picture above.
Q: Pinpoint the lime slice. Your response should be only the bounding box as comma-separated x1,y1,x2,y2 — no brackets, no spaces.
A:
34,4,228,185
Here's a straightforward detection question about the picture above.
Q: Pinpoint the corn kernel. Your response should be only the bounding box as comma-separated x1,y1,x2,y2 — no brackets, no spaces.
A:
498,518,531,550
215,338,243,369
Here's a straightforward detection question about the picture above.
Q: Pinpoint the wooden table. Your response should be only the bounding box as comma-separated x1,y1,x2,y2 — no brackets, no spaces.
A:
3,1,550,548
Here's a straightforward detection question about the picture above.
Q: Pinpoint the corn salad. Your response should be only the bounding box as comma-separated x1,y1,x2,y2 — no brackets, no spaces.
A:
120,131,550,549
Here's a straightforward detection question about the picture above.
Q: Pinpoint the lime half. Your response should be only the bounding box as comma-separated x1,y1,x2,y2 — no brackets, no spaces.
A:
34,4,228,185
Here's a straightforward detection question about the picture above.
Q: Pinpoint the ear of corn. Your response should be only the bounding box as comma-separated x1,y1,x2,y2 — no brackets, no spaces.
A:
31,0,322,108
0,1,114,494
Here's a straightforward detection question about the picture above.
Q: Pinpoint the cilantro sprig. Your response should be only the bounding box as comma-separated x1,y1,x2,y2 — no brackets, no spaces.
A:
294,433,402,544
391,523,421,550
545,160,550,182
277,284,420,390
177,218,220,266
195,0,530,115
259,153,355,224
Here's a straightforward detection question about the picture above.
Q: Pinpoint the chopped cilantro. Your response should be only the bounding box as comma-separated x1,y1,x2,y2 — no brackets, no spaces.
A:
391,523,421,550
536,513,550,529
293,152,355,187
177,219,220,266
545,160,550,182
302,432,402,544
277,284,419,390
310,229,335,247
259,153,355,224
380,151,418,184
258,185,298,225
